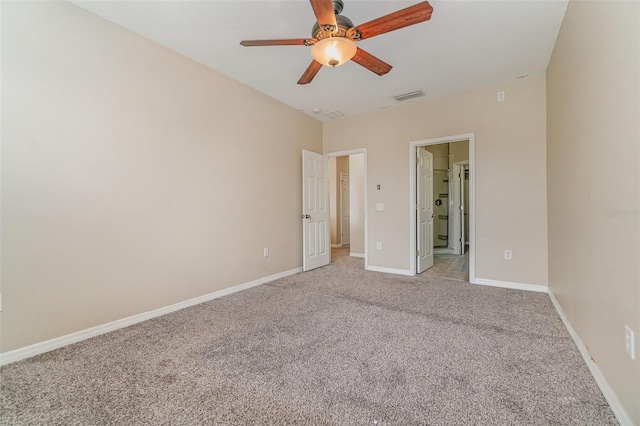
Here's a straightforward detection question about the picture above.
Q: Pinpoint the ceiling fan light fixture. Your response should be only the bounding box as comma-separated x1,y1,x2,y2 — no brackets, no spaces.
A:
311,37,357,67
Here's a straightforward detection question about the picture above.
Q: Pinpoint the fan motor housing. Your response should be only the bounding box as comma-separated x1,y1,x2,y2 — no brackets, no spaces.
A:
311,14,354,39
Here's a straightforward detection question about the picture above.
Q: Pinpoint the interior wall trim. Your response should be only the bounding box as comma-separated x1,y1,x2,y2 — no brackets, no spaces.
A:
548,290,632,426
473,278,548,293
0,267,302,366
365,265,413,276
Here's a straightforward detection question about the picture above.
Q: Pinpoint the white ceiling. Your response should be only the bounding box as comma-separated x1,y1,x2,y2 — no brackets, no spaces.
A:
72,0,568,121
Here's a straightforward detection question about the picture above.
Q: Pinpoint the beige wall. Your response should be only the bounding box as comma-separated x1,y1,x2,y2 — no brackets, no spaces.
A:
450,140,469,165
323,74,548,285
546,1,640,423
425,143,449,170
0,1,322,352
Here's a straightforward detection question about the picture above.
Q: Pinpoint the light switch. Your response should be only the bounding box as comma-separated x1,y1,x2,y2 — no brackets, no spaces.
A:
376,203,384,211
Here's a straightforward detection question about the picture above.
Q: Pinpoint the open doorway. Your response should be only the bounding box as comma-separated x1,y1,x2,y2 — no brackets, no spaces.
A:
327,151,366,267
409,134,475,282
425,141,469,256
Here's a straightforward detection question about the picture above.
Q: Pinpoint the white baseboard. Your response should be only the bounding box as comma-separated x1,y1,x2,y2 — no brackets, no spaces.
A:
366,265,414,276
548,290,633,426
350,252,365,258
0,267,302,366
473,278,548,293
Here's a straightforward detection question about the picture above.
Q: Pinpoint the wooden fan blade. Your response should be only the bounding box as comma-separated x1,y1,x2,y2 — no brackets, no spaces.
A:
309,0,337,29
298,60,323,85
351,48,392,76
354,1,433,40
240,39,310,47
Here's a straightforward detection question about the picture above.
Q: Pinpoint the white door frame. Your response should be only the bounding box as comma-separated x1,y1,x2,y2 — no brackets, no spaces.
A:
453,160,469,255
324,148,368,270
409,134,475,282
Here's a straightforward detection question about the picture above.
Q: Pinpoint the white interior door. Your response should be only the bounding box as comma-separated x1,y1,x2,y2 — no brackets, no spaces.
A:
302,150,330,271
417,147,434,273
340,172,350,245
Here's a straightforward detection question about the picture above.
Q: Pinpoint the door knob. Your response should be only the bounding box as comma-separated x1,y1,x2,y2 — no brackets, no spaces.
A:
302,214,311,219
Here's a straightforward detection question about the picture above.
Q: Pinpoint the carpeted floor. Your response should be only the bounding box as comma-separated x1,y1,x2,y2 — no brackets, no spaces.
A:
0,249,617,425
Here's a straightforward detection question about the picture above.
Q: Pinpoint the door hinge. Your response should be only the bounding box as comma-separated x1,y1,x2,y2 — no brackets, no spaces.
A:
416,250,420,256
416,156,420,165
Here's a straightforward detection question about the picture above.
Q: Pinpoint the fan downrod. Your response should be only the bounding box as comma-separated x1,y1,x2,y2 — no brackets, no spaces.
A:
332,0,344,15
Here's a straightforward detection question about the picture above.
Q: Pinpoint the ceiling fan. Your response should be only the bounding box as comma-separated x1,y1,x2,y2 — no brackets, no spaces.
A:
240,0,433,85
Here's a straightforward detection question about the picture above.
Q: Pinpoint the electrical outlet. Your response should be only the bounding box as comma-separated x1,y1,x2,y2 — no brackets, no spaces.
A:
504,249,512,260
625,326,635,360
376,242,382,250
497,91,506,102
263,248,269,257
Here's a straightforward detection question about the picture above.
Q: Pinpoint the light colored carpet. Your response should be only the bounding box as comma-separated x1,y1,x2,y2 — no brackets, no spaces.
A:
0,250,616,425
